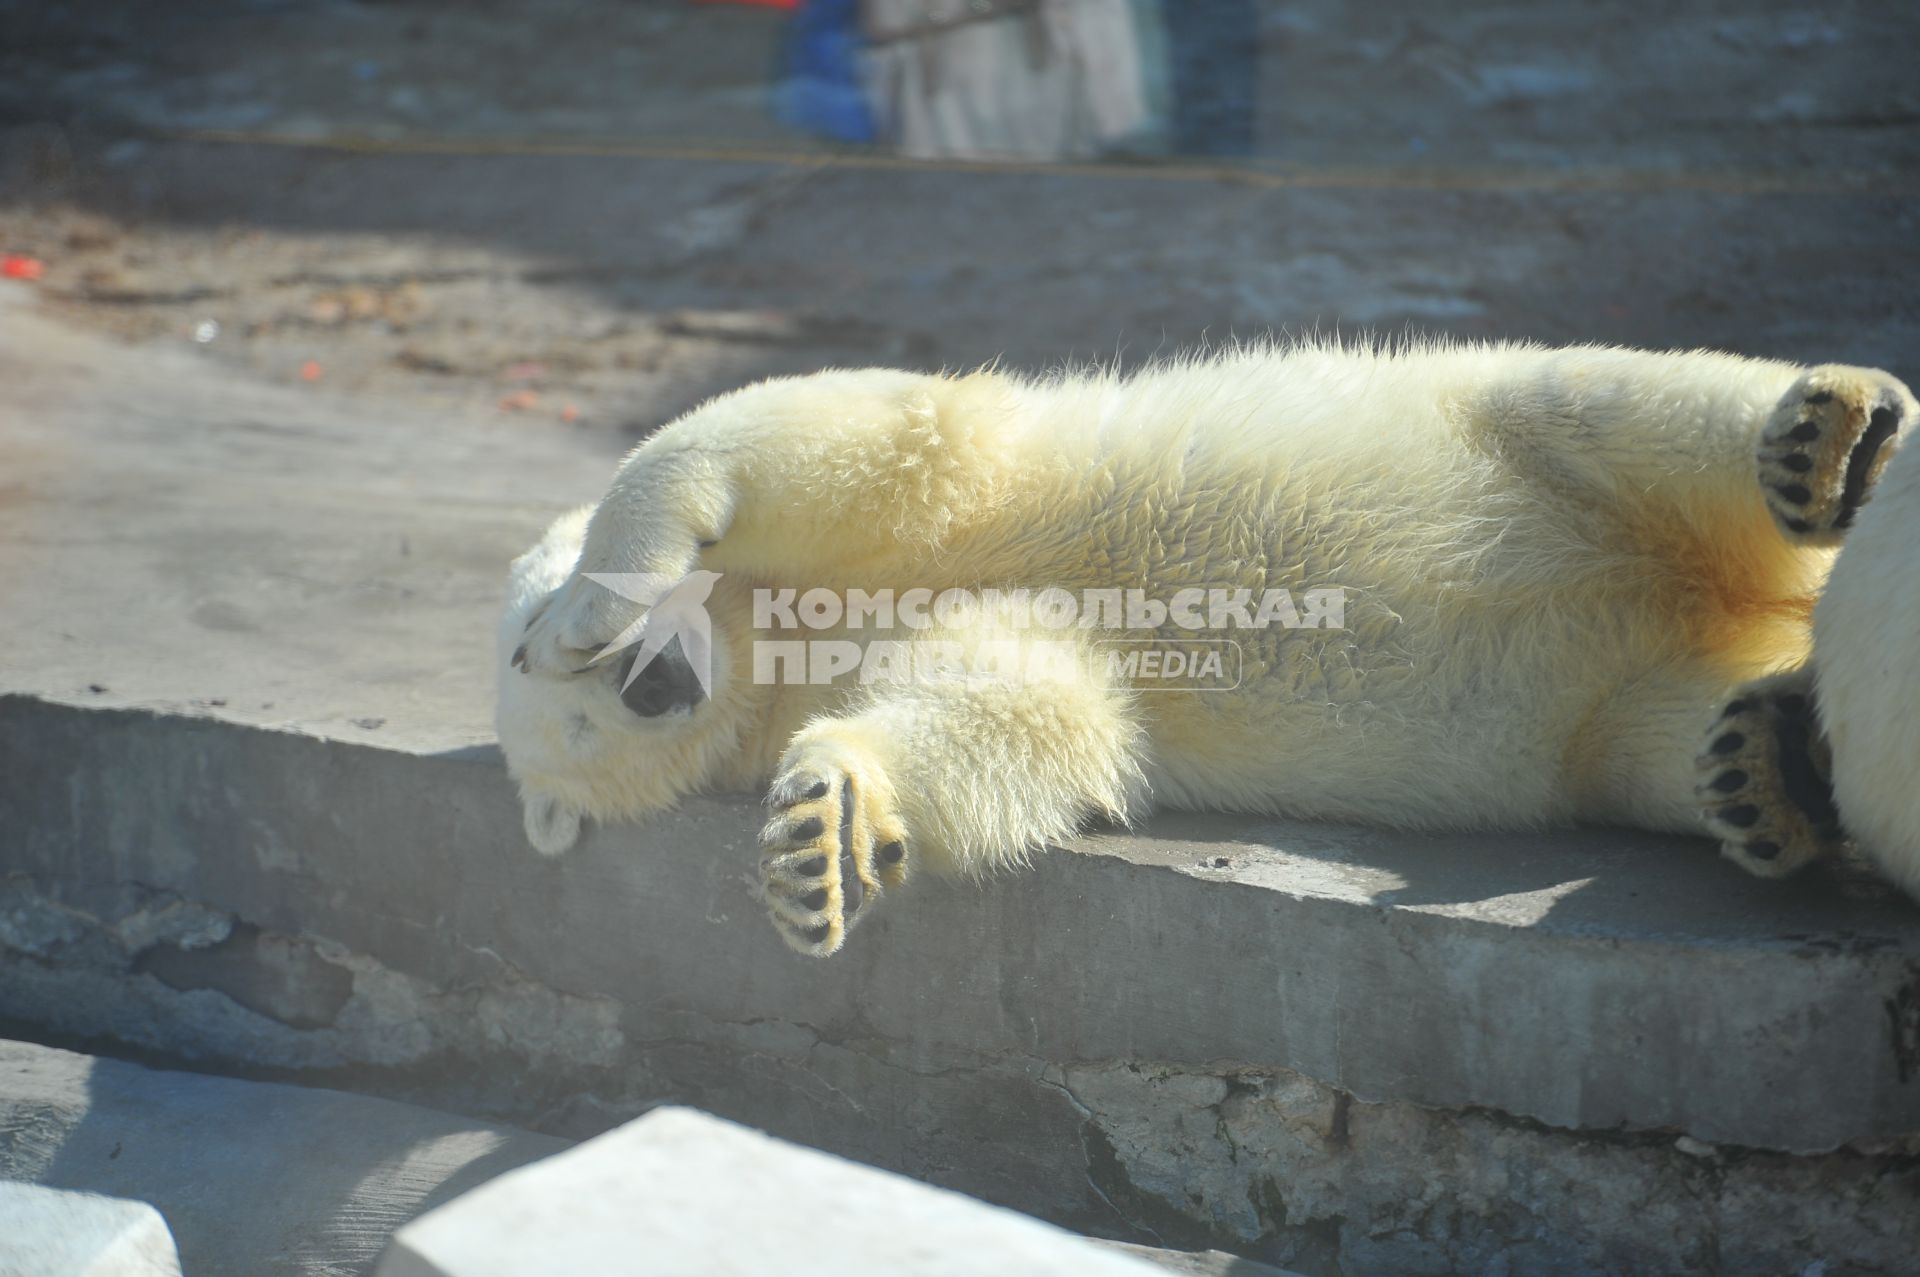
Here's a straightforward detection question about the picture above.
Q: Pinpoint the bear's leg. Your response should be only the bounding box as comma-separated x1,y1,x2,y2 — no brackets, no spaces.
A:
1474,353,1910,550
512,452,734,678
756,633,1147,956
515,372,1008,678
1756,366,1913,547
1695,667,1843,878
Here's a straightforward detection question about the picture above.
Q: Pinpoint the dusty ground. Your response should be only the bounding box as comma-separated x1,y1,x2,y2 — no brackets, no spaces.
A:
1,0,1917,443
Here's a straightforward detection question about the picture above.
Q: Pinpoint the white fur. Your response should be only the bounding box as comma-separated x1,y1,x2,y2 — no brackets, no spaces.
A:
500,341,1857,887
495,504,603,853
1815,422,1920,894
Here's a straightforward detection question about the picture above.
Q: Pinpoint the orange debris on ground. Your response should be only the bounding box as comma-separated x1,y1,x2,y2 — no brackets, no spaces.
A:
1,255,45,280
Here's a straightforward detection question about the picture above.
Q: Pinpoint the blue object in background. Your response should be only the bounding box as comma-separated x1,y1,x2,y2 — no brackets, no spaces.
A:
1166,0,1257,156
774,0,877,145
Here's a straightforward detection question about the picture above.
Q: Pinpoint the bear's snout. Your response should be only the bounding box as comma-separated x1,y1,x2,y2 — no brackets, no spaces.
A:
616,635,707,719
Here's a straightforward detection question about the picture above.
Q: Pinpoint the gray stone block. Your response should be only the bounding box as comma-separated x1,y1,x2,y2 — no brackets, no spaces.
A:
0,1040,568,1277
0,1183,182,1277
377,1107,1167,1277
6,693,1917,1155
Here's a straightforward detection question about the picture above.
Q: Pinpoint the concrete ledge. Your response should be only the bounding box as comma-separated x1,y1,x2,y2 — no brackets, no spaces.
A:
4,693,1919,1273
4,694,1916,1150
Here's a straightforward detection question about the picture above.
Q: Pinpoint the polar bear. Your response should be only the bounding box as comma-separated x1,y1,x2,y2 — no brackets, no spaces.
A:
497,343,1913,955
1813,390,1920,899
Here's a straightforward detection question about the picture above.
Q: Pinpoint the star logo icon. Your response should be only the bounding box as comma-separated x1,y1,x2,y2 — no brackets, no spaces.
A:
582,570,722,697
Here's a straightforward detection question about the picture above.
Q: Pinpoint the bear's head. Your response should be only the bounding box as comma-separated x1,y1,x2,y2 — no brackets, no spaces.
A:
494,505,748,854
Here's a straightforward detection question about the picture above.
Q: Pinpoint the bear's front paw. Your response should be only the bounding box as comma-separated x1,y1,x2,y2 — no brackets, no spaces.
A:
1696,671,1844,878
512,573,641,678
758,736,909,957
1758,366,1914,545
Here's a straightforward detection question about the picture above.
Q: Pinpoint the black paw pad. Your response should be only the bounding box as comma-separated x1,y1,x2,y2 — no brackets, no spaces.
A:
879,841,905,864
1771,705,1840,830
1836,403,1903,529
790,816,825,841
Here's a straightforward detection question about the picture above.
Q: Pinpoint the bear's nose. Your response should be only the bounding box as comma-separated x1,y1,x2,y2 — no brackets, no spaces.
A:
616,635,707,719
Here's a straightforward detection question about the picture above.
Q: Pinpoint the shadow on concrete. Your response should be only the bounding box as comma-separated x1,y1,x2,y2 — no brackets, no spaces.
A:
2,1039,567,1276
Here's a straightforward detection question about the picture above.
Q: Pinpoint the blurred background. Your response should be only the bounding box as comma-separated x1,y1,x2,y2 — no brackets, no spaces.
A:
1,0,1917,441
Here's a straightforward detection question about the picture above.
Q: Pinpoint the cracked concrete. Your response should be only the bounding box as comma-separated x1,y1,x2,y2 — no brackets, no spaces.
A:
1058,1061,1920,1276
0,880,626,1075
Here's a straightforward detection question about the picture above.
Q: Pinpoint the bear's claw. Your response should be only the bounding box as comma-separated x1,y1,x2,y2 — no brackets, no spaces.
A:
1759,368,1912,545
1697,670,1843,878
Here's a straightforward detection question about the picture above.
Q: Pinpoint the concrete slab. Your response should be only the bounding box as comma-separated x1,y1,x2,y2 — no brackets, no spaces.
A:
0,1040,568,1277
6,692,1918,1147
0,284,606,750
378,1106,1169,1277
0,1182,182,1277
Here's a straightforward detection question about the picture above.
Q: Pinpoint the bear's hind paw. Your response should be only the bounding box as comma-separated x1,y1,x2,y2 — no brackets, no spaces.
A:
1696,673,1844,878
1758,367,1914,545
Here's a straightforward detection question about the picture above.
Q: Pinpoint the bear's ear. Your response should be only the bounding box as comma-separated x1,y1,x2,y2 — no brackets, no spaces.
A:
523,790,583,855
